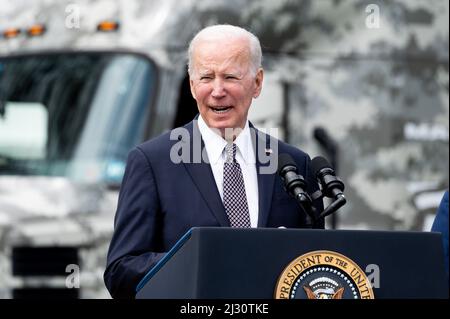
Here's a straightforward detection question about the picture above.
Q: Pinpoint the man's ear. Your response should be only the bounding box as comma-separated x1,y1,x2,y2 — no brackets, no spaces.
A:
253,68,264,98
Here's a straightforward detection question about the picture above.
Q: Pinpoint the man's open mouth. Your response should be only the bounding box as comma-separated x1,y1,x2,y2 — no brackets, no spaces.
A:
210,106,232,114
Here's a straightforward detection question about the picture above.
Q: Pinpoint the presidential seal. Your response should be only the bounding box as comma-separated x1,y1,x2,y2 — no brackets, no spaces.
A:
274,251,375,299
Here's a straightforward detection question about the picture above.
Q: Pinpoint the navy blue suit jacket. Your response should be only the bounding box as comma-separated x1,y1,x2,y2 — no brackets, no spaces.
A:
104,119,324,298
432,190,449,280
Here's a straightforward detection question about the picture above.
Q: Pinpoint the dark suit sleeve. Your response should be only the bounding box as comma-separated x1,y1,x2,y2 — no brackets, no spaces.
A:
104,147,165,299
431,191,449,278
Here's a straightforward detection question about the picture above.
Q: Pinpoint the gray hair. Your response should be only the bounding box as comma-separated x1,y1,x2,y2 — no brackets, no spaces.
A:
187,24,262,77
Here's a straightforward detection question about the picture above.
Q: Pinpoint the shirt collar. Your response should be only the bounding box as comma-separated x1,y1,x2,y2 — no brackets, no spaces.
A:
233,120,255,164
197,115,255,164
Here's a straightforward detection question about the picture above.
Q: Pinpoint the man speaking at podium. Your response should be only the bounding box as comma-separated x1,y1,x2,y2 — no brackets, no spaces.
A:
104,24,324,299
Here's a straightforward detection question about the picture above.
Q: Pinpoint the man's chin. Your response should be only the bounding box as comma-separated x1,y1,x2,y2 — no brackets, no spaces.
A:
208,120,233,131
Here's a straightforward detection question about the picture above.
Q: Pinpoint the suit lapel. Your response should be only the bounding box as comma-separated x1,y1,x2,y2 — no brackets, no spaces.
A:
182,120,230,227
251,125,276,227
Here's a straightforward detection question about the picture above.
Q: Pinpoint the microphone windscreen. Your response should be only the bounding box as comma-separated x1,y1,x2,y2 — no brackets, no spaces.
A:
277,153,296,175
311,156,332,176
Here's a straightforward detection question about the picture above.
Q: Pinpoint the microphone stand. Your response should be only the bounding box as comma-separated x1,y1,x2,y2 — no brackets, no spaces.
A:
293,193,315,228
311,190,346,220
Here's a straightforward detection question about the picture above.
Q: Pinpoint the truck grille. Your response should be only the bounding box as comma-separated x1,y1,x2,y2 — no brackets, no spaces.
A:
12,246,78,277
12,246,80,299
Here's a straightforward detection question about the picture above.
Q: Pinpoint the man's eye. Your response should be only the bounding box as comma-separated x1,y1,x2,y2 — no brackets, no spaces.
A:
226,76,238,80
200,76,212,80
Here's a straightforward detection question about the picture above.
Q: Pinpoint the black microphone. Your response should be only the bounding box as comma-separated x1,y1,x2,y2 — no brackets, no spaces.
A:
311,156,346,220
277,153,313,217
311,156,345,199
313,127,341,229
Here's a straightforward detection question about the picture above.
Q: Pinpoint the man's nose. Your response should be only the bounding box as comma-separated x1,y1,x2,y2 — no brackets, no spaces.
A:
211,79,226,98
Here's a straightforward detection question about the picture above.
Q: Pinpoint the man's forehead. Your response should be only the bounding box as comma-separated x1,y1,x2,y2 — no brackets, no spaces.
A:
196,65,244,75
193,52,249,74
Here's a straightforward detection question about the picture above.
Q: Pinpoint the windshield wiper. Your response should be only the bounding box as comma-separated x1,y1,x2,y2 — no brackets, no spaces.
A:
0,153,13,164
0,154,32,175
0,154,16,172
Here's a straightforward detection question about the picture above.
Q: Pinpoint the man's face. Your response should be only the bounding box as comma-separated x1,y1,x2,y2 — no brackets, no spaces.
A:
189,37,263,136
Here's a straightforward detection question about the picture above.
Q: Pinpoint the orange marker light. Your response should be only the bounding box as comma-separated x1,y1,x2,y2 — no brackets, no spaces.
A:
3,28,21,39
27,24,46,37
97,21,120,32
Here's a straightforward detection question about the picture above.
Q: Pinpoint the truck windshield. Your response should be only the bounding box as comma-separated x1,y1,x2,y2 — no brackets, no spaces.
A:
0,52,156,184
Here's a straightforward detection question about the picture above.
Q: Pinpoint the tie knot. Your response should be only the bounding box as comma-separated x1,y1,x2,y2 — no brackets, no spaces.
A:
225,143,237,163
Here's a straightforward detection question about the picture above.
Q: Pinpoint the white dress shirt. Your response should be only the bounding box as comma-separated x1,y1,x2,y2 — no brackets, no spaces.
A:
197,115,259,228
